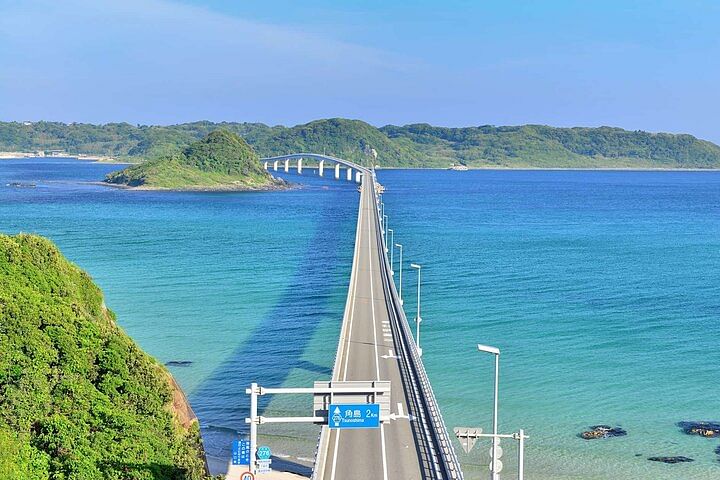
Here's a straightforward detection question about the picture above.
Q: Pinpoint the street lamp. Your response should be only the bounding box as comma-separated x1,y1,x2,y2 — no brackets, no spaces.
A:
410,263,422,357
478,344,501,480
383,215,388,250
395,243,403,304
388,229,394,274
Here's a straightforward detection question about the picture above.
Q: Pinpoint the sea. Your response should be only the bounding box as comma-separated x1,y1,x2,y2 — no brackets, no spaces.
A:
1,157,719,479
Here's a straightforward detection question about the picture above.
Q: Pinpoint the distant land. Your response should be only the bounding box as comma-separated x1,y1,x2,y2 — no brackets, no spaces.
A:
0,233,209,479
104,129,286,191
2,119,720,169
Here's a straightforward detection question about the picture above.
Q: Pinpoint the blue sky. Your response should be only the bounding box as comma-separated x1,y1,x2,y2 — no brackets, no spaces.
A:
1,0,719,142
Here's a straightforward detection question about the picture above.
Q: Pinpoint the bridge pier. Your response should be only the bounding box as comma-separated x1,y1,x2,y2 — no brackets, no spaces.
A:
297,158,303,174
284,159,289,173
355,171,362,183
319,160,325,177
347,167,353,181
273,160,279,171
335,163,340,179
264,161,268,170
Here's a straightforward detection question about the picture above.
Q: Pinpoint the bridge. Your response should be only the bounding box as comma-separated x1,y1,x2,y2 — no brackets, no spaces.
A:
259,155,464,480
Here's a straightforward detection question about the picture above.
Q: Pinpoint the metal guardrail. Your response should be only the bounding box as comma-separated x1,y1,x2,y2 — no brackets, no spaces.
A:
370,172,465,479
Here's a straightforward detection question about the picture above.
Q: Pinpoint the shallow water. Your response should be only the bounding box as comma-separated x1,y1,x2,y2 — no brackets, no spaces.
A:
2,158,719,479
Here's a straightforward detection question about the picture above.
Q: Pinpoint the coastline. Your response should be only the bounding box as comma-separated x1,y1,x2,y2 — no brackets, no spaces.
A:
3,153,720,171
97,179,294,192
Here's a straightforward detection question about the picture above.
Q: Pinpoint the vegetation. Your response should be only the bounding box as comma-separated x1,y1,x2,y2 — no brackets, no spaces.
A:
2,119,720,168
105,129,285,190
0,234,209,479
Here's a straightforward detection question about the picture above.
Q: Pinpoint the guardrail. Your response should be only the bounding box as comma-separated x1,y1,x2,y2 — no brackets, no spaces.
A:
371,171,465,480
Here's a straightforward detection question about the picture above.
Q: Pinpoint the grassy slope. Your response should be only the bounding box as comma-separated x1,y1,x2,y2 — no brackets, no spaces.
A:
0,234,208,480
2,119,720,168
105,130,283,190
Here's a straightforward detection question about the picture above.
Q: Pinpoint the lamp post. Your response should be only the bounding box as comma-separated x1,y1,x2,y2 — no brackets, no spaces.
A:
395,243,403,304
388,229,394,274
478,344,501,480
410,263,422,357
383,215,388,250
380,203,384,228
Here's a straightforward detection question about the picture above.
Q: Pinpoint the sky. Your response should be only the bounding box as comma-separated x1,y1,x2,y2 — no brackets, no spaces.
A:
1,0,719,142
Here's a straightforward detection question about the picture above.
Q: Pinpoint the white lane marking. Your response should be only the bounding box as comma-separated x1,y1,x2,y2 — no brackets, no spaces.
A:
380,423,389,480
367,184,381,381
330,431,340,480
397,402,404,417
366,182,387,480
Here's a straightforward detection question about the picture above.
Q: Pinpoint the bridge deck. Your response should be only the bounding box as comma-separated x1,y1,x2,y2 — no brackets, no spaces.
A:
316,174,424,479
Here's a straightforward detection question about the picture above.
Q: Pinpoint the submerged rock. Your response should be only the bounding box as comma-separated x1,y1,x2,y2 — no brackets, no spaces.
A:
715,445,720,461
165,360,193,367
580,425,627,440
678,421,720,438
648,456,694,464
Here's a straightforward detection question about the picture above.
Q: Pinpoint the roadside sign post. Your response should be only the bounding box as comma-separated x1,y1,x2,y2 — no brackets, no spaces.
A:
453,429,528,480
245,381,391,474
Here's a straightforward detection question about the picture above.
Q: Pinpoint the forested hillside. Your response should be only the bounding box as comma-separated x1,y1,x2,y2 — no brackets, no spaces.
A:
0,234,209,479
2,119,719,168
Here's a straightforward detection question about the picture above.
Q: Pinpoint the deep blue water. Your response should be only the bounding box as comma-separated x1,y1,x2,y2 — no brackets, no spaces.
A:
1,158,719,479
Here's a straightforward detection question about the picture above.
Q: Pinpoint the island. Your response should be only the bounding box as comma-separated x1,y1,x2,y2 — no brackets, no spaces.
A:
104,129,287,191
0,234,209,479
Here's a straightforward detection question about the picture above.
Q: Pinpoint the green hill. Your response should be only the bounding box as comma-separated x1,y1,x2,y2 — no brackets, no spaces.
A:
2,119,720,169
0,234,209,479
105,129,286,190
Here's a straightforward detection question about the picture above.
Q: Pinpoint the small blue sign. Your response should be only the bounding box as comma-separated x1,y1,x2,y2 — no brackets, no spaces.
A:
328,403,380,429
257,446,271,460
231,439,250,465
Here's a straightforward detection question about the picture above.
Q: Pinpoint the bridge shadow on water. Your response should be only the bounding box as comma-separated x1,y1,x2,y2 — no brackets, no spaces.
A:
189,183,355,471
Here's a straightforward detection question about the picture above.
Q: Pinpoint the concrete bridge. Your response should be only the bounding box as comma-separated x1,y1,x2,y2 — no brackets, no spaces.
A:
259,154,464,480
262,153,365,183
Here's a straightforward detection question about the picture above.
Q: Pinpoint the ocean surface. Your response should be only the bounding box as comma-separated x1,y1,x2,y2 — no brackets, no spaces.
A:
1,157,719,479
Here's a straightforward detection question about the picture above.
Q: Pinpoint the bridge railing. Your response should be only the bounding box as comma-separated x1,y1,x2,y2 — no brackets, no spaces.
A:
371,171,465,480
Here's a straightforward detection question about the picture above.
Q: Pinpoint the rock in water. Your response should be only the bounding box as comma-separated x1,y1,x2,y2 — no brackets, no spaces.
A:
580,425,627,439
677,421,720,438
165,360,193,367
648,456,694,464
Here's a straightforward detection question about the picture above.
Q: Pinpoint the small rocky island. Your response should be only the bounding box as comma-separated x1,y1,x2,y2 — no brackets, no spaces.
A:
104,129,287,191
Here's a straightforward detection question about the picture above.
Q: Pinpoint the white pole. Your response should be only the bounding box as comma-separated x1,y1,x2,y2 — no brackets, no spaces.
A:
491,353,500,480
411,264,422,356
388,229,394,274
518,429,524,480
383,215,388,250
250,382,258,474
397,244,403,304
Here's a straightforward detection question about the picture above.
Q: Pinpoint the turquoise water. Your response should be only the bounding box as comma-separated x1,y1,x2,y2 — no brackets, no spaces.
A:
1,158,719,479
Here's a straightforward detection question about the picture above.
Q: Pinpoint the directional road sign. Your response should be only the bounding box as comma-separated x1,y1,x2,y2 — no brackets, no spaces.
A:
328,403,380,429
231,439,250,465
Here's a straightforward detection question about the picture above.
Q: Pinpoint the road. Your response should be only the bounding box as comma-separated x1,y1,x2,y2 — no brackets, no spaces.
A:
315,173,425,480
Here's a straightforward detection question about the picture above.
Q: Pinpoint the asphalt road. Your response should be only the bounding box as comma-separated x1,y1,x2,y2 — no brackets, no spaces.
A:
317,174,424,480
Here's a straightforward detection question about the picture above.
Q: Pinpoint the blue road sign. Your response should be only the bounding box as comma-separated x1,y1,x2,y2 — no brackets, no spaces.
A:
257,446,271,460
328,403,380,429
232,439,250,465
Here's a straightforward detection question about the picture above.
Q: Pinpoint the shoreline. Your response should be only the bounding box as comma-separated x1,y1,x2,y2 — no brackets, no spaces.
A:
4,153,720,171
96,179,295,193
